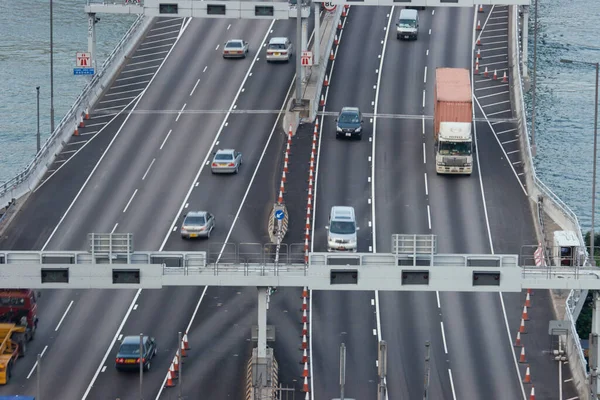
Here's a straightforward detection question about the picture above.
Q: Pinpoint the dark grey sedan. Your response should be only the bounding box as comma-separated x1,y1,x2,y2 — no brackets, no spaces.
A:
223,40,249,59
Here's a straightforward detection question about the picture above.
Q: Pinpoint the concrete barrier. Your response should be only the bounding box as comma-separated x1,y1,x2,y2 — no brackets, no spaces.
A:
0,14,154,209
508,6,590,398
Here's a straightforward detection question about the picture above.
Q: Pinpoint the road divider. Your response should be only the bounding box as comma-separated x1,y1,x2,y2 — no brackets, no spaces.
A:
0,14,154,209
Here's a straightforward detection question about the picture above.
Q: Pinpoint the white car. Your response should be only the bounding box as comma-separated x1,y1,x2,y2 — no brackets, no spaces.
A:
223,40,249,59
266,37,293,62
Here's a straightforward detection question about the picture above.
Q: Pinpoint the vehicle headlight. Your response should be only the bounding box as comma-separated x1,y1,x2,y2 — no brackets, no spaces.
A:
181,229,188,233
437,162,445,166
355,127,362,133
336,127,342,132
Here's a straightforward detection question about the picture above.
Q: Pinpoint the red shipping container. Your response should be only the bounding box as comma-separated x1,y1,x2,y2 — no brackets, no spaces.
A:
434,68,472,142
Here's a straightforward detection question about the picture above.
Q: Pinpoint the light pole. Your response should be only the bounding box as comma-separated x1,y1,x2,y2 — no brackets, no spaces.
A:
50,0,55,134
560,58,599,265
36,86,41,154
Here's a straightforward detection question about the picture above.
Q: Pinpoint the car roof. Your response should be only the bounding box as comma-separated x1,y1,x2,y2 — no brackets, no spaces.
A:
215,149,235,154
186,211,208,218
122,335,149,344
269,37,289,44
399,9,418,18
225,39,244,44
340,107,360,114
331,206,355,220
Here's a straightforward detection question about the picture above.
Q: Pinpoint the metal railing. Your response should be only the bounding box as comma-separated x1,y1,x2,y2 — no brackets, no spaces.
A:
0,13,148,203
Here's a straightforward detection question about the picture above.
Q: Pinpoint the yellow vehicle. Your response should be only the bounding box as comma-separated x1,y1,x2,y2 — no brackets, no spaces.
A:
0,323,28,385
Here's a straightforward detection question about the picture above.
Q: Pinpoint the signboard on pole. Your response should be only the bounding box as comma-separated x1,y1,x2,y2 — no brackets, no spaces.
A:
301,51,313,67
74,52,94,75
323,2,337,11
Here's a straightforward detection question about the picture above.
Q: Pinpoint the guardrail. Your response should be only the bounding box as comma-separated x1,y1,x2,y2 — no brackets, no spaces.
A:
0,13,154,209
509,5,590,393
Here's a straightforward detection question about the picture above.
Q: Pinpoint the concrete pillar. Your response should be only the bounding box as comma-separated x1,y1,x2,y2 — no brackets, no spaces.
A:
314,2,320,66
522,6,529,78
257,287,268,358
302,18,308,82
590,291,600,397
87,13,97,70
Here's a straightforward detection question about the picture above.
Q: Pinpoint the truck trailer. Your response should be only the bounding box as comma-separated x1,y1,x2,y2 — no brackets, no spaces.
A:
433,68,474,175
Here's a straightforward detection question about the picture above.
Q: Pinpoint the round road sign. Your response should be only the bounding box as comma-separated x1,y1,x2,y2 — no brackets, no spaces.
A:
323,2,337,12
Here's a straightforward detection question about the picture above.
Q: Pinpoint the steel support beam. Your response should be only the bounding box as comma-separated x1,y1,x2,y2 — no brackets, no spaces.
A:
521,5,529,78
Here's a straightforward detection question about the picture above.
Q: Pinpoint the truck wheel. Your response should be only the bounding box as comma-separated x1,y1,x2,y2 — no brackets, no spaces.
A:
18,339,27,358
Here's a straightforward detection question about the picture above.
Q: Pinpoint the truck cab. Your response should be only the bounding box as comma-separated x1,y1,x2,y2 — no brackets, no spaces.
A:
0,290,39,341
552,230,582,267
435,122,473,175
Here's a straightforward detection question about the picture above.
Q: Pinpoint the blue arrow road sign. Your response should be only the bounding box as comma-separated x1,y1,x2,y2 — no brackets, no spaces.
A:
275,210,285,221
74,68,95,76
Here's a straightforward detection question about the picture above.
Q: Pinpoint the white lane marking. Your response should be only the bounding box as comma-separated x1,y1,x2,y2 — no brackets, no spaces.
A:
372,329,377,336
436,291,441,308
429,28,432,35
564,378,573,383
422,90,426,108
432,9,435,15
123,189,138,213
470,7,527,400
227,24,231,30
422,117,425,135
116,72,154,82
111,223,119,234
99,95,139,104
448,369,457,400
26,345,49,379
101,366,107,373
424,66,427,83
371,6,394,400
82,289,142,400
426,49,429,56
160,129,173,150
203,66,208,73
55,300,74,332
133,304,139,310
427,205,431,230
371,298,375,306
215,44,220,51
39,17,187,251
424,173,428,196
190,79,201,96
423,142,426,164
132,50,170,59
142,158,156,180
441,321,448,354
565,397,578,400
176,103,187,122
185,203,189,209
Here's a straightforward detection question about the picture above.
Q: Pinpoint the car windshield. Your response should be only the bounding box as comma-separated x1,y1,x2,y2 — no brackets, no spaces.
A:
399,19,416,28
227,42,242,48
215,153,234,161
339,112,359,124
269,43,286,50
330,221,356,235
438,141,472,156
120,344,141,355
185,216,206,225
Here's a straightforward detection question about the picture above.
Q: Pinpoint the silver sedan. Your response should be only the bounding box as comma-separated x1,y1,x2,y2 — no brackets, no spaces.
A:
222,40,249,59
211,149,243,174
180,211,215,239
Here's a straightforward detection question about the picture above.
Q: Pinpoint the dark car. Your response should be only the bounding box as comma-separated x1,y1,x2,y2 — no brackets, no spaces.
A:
115,335,157,372
335,107,364,140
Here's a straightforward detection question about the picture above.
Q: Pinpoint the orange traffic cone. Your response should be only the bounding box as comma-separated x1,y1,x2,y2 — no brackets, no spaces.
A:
484,66,489,78
320,94,325,107
302,322,308,336
475,60,480,74
493,69,498,80
301,348,308,363
73,123,79,136
173,355,179,372
477,37,481,46
180,341,187,357
525,292,531,307
303,362,309,377
337,19,342,30
301,334,308,350
519,347,527,363
79,113,85,128
530,386,535,400
527,288,532,295
303,376,309,392
514,331,522,347
85,107,90,119
477,20,482,30
522,305,529,321
305,392,310,400
334,34,339,45
502,71,508,83
302,297,308,311
314,118,319,129
302,310,308,324
476,49,481,59
519,318,527,334
523,365,531,383
330,49,335,61
282,170,287,184
342,5,348,16
324,74,329,87
183,333,190,350
169,362,178,379
478,4,484,13
165,370,175,387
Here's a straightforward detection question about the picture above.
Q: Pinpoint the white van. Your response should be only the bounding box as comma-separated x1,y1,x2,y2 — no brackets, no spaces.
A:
396,9,419,40
326,206,359,252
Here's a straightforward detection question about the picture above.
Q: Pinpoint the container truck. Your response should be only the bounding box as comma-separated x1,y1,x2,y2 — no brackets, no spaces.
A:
434,68,473,175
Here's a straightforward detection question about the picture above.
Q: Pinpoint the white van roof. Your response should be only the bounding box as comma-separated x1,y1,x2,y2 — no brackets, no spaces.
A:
399,9,418,19
330,206,355,220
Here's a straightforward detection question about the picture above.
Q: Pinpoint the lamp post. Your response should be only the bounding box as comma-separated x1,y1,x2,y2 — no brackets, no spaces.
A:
560,58,599,265
50,0,55,134
36,86,41,154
